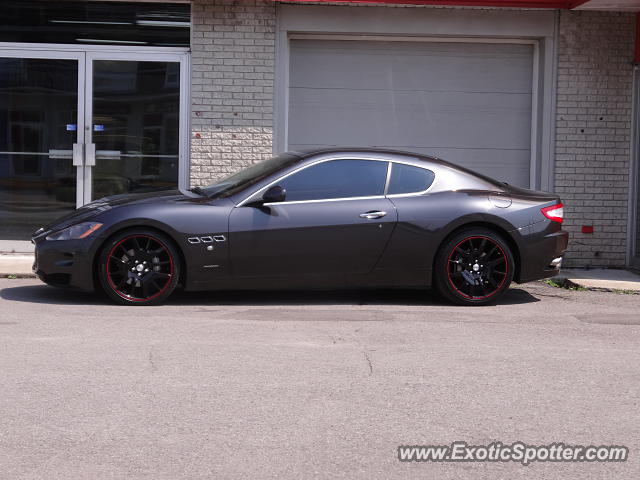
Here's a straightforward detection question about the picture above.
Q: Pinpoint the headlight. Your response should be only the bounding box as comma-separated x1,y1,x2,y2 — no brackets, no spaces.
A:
45,222,103,241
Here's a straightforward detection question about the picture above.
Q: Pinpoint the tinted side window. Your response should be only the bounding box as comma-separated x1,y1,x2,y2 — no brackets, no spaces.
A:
387,163,435,195
279,160,387,202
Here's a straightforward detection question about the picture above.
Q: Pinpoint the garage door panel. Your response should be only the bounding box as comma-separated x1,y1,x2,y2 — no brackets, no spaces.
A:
288,39,534,187
290,40,533,94
289,89,531,150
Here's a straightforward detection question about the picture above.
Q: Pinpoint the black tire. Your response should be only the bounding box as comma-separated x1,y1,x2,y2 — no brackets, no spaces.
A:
97,228,180,305
434,228,514,306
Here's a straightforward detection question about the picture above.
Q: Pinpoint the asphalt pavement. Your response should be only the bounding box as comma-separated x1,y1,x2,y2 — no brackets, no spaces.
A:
0,278,639,479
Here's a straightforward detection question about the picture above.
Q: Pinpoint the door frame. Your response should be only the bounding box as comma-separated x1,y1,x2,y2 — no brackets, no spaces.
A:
84,50,190,204
629,66,640,269
0,42,190,207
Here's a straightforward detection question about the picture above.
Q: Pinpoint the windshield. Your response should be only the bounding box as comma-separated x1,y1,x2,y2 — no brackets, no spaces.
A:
199,153,301,198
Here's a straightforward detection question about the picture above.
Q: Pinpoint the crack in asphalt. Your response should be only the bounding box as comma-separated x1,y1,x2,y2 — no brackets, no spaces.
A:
363,351,373,376
148,344,158,373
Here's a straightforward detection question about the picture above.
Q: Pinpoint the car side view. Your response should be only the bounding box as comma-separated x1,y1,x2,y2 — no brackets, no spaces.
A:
32,149,568,306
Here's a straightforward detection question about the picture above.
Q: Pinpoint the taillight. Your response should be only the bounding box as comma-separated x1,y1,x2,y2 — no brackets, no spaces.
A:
541,203,564,224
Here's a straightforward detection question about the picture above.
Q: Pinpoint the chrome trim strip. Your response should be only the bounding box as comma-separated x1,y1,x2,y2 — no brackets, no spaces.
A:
264,195,386,207
383,161,392,195
386,187,435,199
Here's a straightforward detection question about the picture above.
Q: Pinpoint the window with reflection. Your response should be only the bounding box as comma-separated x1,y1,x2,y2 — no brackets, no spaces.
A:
387,163,435,195
0,58,79,240
279,160,388,202
91,60,180,199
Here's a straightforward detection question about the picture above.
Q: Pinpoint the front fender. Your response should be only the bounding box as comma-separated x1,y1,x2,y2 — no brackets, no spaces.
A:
90,201,233,290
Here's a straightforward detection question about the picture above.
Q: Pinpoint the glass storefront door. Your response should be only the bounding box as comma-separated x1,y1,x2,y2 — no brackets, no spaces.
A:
0,49,187,241
86,54,181,202
0,52,83,240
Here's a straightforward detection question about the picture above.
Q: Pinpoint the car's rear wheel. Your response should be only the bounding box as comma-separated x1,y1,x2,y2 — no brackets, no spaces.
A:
98,229,180,305
434,228,514,306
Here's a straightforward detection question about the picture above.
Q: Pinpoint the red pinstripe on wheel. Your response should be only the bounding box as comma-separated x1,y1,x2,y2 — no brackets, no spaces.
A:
446,235,508,300
105,234,174,303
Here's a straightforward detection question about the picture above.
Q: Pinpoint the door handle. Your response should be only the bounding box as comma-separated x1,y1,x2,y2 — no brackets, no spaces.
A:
86,143,96,167
48,149,72,160
72,143,83,166
359,210,387,219
96,150,121,160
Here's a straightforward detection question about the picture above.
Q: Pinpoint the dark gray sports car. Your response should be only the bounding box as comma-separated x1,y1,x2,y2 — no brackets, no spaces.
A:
32,148,568,306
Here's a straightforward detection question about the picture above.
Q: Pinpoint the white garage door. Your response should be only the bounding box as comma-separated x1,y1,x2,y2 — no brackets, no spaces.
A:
288,39,534,187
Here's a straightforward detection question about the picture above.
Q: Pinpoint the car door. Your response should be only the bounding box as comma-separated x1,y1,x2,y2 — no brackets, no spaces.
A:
228,158,397,281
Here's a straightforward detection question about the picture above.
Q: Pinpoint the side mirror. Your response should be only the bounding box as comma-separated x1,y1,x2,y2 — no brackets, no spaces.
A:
262,185,286,204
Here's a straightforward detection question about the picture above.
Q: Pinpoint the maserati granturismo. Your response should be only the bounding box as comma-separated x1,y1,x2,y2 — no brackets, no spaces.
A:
32,149,568,305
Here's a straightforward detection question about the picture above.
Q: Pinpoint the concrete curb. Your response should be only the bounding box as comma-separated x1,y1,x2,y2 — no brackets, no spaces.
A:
550,275,640,294
0,254,36,278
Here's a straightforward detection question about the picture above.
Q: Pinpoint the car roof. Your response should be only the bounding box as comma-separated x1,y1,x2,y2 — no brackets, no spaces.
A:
289,147,462,170
290,146,433,159
288,147,506,190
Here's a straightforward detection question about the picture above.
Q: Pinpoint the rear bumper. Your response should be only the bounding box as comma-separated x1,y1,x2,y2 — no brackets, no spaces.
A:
516,222,569,284
32,237,98,292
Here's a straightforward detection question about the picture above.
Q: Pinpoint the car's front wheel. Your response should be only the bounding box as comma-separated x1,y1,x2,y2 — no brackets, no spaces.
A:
97,229,180,305
434,228,514,306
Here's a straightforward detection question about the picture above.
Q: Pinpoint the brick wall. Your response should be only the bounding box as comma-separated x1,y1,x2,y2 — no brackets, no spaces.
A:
555,10,635,268
190,0,276,184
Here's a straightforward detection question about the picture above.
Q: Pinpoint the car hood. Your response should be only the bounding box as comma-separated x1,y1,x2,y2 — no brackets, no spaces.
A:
35,189,199,235
91,189,191,207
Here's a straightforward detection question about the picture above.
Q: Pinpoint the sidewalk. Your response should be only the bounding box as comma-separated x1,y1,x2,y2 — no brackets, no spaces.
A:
0,254,35,278
552,268,640,293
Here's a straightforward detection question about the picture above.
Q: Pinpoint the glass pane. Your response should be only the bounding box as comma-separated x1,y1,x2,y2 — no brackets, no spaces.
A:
0,57,78,240
279,160,387,202
388,163,435,194
0,1,190,47
91,60,179,200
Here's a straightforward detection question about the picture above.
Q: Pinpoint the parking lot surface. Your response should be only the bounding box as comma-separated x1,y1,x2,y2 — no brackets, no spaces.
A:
1,278,639,479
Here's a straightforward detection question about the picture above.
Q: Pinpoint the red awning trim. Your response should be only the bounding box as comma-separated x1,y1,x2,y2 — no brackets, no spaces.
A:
276,0,590,9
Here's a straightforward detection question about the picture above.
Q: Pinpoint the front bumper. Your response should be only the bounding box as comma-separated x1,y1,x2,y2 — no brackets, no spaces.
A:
32,236,99,291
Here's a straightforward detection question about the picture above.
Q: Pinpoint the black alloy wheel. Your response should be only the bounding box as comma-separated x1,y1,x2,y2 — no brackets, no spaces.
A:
98,229,180,305
435,228,514,305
